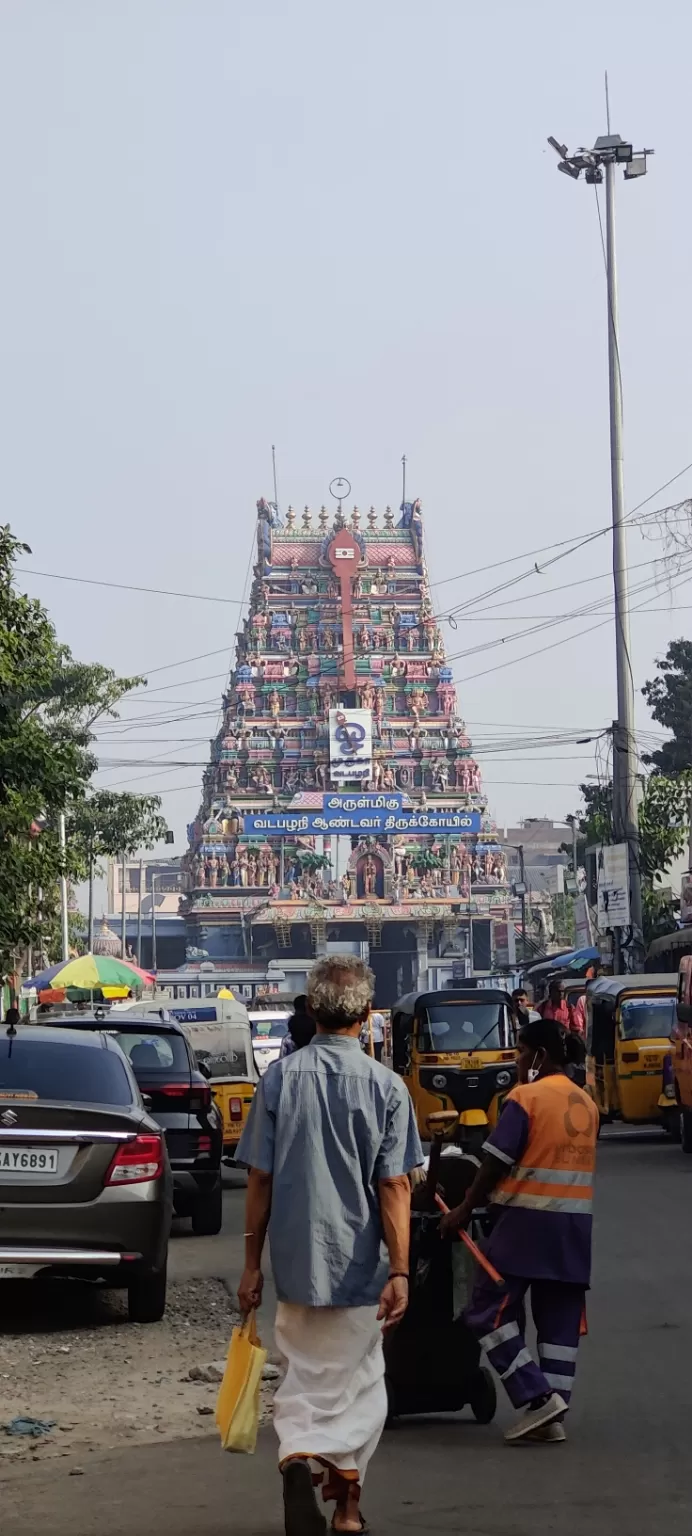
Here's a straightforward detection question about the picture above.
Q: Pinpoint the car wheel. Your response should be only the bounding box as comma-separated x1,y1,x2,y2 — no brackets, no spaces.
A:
127,1263,167,1324
191,1177,223,1236
680,1109,692,1154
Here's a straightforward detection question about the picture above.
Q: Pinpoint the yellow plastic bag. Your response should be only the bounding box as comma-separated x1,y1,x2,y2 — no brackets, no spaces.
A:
216,1310,268,1454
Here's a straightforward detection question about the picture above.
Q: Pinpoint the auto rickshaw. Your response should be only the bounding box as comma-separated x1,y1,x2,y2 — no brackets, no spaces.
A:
585,973,677,1131
175,1002,259,1161
391,987,517,1151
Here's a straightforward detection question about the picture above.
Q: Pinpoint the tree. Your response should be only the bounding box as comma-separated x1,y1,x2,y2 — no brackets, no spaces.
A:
568,771,691,944
0,524,159,981
642,639,692,774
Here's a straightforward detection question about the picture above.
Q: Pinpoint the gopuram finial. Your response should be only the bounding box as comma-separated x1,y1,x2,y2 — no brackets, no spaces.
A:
286,505,296,529
367,506,377,528
302,505,312,528
384,505,394,528
351,506,361,529
319,505,328,529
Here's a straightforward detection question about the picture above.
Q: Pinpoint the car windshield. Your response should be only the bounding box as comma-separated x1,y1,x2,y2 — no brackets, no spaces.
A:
620,998,676,1041
189,1028,254,1080
418,1003,507,1053
0,1039,133,1105
251,1019,289,1041
110,1031,189,1075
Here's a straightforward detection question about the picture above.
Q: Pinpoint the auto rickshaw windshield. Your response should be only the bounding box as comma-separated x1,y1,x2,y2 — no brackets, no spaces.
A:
419,1002,506,1053
620,997,676,1041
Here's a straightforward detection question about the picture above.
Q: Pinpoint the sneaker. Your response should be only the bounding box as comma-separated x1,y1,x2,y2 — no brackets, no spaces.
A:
504,1393,567,1442
525,1421,567,1443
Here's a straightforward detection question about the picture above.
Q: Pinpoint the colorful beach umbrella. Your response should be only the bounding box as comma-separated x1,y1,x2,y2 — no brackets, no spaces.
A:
23,954,154,994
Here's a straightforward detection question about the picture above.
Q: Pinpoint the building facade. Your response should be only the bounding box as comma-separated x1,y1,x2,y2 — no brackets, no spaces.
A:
182,496,512,1001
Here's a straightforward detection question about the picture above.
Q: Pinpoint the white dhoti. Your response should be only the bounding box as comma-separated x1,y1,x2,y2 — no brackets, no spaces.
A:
273,1301,387,1484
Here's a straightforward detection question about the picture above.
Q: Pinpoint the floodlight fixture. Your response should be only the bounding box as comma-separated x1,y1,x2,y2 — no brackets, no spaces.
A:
548,135,569,159
558,159,581,180
624,154,648,180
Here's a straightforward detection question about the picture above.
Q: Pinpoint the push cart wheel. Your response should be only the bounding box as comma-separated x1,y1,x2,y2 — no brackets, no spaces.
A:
469,1368,496,1425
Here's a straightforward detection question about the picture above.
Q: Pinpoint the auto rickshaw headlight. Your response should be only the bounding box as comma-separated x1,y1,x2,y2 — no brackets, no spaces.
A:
496,1070,512,1087
432,1073,447,1089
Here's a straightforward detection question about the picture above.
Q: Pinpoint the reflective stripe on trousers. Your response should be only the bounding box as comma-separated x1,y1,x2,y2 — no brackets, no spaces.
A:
465,1275,586,1410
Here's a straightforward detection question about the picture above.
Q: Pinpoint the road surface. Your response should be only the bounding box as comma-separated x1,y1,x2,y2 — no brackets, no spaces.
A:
3,1130,692,1535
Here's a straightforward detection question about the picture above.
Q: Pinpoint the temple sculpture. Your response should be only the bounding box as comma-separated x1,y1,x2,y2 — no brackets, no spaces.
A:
182,496,513,994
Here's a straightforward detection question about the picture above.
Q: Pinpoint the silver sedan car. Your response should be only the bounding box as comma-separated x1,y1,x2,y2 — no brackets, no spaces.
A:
0,1025,172,1321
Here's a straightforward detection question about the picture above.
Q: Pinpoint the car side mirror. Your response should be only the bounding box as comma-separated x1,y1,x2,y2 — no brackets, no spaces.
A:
197,1059,212,1079
142,1093,153,1110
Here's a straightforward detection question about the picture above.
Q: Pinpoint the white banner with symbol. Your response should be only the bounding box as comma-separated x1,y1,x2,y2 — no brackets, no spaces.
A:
596,843,630,931
329,708,372,784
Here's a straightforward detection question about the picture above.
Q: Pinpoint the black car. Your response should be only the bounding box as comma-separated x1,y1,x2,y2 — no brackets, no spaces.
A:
41,1014,224,1236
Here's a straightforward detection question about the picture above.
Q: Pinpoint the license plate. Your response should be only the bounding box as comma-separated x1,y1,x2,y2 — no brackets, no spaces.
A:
0,1147,59,1174
0,1264,40,1279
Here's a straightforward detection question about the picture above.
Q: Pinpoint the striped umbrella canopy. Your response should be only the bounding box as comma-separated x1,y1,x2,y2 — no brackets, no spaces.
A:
23,954,154,993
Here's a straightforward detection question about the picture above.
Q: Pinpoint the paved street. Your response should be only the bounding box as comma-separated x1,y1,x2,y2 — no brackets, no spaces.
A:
2,1130,692,1534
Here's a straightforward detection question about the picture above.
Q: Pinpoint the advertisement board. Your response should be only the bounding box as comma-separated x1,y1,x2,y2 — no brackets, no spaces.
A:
596,843,630,931
329,709,372,784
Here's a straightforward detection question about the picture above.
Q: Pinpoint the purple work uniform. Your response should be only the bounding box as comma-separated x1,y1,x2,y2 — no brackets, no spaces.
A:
464,1075,598,1409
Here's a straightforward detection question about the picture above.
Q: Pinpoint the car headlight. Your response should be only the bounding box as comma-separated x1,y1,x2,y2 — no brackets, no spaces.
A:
496,1070,512,1088
432,1073,447,1089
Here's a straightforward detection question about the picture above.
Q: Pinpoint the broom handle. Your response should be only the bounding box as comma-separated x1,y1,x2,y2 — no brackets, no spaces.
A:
434,1192,504,1286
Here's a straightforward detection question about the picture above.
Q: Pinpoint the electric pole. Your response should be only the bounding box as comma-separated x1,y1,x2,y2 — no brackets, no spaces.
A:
548,128,653,967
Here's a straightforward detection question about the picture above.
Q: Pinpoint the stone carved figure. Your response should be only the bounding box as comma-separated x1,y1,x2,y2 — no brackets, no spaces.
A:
247,853,258,887
382,764,396,790
207,852,218,888
237,847,249,887
363,856,378,897
409,688,426,725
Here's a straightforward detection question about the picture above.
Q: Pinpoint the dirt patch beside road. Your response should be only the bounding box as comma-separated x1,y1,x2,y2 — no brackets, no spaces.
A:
0,1276,274,1464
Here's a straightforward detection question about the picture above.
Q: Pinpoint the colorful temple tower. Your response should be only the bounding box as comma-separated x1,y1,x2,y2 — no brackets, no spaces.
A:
182,496,512,998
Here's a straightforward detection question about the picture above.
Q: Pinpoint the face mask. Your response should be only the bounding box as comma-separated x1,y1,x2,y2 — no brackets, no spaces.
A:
528,1053,542,1083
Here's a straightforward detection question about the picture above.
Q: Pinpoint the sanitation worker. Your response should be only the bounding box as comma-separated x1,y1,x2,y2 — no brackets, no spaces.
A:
441,1015,598,1444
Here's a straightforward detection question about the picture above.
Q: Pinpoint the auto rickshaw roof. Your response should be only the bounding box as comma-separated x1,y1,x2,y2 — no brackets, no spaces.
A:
393,987,512,1018
587,973,677,1008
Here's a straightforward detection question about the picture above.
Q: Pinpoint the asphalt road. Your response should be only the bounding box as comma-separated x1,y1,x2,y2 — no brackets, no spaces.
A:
4,1130,692,1535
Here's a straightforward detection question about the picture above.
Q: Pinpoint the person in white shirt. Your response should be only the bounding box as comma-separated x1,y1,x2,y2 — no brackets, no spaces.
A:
360,1011,385,1062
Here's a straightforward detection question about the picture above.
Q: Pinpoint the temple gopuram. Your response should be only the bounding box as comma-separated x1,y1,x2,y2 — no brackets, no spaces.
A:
182,495,513,999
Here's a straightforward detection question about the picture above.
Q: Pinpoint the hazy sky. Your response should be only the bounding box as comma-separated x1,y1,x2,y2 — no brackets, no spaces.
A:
3,1,691,872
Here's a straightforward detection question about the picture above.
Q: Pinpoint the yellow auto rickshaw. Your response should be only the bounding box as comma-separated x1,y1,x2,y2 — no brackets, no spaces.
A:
391,987,517,1151
174,1001,259,1161
585,973,677,1131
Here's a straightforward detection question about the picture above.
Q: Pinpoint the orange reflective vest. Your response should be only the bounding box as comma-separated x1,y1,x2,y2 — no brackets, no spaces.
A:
491,1074,599,1215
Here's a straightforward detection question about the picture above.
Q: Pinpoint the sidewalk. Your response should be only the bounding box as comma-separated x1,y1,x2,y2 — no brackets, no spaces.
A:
2,1413,690,1536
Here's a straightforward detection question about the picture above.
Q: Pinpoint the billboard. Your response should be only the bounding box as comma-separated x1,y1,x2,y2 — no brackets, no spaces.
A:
329,709,372,784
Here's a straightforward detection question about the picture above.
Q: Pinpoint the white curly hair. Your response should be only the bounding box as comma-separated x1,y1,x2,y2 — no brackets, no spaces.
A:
307,955,376,1031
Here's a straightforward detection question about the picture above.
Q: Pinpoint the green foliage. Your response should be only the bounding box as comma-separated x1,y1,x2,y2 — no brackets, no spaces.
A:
0,525,166,980
551,893,575,948
642,639,692,775
568,770,691,944
69,791,169,872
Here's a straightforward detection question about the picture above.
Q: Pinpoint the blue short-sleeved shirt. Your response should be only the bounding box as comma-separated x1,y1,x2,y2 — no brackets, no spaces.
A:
236,1032,423,1307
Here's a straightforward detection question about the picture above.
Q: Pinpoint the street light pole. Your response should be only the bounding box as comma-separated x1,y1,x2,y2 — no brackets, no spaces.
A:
151,873,158,981
548,129,652,965
120,851,127,960
136,857,144,966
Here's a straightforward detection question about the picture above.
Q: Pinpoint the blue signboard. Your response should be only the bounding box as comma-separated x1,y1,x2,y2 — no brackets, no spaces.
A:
242,809,481,836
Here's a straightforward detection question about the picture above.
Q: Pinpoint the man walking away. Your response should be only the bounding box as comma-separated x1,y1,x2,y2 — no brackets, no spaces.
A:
237,956,423,1536
279,994,315,1057
441,1016,598,1443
